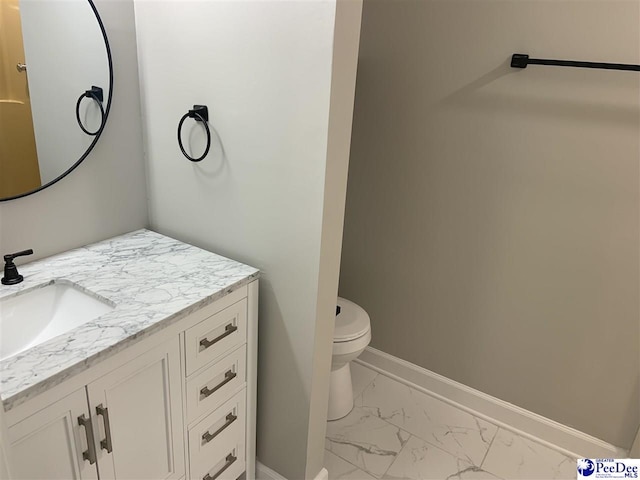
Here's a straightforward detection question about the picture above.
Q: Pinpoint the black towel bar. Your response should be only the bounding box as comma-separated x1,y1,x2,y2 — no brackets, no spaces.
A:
177,105,211,162
76,86,105,136
511,53,640,72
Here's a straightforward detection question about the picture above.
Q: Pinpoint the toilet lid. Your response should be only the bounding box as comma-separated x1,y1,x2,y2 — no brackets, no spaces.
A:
334,297,371,342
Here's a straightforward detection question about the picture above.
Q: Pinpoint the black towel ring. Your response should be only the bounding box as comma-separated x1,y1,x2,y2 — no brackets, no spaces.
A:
177,105,211,162
76,86,105,136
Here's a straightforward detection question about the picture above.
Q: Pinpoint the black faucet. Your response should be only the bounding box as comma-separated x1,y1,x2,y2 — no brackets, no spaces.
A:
2,249,34,285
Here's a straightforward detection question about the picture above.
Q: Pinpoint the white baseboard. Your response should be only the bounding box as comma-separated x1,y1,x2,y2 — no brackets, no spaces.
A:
357,346,629,460
256,461,287,480
313,467,329,480
255,461,328,480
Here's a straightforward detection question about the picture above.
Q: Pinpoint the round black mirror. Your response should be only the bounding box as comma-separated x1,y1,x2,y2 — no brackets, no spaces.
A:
0,0,113,201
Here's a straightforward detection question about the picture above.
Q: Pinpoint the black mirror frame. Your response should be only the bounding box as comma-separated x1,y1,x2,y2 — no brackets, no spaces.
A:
0,0,113,202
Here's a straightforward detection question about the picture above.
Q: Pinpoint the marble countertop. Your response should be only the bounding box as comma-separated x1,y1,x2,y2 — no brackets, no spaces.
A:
0,229,259,411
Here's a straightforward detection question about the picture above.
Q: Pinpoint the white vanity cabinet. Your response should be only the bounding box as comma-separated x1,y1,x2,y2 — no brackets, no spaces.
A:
182,297,250,480
6,388,97,480
4,281,258,480
6,338,183,480
86,338,185,480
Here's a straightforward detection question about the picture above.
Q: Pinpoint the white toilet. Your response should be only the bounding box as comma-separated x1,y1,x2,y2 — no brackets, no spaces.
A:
328,297,371,421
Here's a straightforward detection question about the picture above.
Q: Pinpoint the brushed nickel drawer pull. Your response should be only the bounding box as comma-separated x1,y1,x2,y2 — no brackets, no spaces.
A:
95,404,113,453
202,413,238,445
203,453,237,480
77,414,97,465
200,370,236,400
199,323,238,351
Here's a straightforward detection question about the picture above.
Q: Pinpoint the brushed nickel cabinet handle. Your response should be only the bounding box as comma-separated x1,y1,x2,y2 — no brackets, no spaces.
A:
203,453,237,480
16,63,26,72
200,370,236,400
77,414,97,465
199,324,238,351
96,404,113,453
202,413,237,445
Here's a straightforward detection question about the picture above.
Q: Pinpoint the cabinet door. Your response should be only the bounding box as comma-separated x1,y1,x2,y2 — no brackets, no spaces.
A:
7,388,98,480
87,338,185,480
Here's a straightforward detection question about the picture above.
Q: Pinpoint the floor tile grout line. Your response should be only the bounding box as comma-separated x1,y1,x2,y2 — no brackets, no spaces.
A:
364,365,585,462
325,401,413,479
480,425,500,468
323,448,376,480
325,412,411,479
370,371,546,464
388,425,485,470
324,443,367,478
326,413,558,480
377,431,504,480
400,385,500,468
380,432,416,479
353,368,379,399
334,370,579,480
358,380,498,468
348,408,486,477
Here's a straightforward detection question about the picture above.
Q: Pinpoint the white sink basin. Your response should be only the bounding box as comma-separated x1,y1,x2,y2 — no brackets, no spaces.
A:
0,283,114,361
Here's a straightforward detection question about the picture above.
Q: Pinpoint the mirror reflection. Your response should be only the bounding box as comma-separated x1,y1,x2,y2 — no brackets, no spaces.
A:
0,0,111,200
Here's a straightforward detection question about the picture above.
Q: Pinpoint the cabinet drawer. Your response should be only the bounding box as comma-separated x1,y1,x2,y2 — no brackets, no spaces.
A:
189,442,245,480
186,345,246,423
188,390,246,480
185,298,247,377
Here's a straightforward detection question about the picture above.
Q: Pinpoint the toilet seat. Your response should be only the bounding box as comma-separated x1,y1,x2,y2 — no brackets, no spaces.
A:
329,297,372,421
332,328,371,356
334,297,370,343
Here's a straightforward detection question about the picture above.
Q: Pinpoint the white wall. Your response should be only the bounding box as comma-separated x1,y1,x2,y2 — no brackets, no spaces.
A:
134,1,360,477
0,0,147,262
340,0,639,449
305,0,362,476
20,0,111,184
0,405,9,479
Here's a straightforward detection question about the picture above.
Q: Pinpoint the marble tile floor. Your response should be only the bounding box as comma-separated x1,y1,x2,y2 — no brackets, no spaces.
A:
325,363,577,480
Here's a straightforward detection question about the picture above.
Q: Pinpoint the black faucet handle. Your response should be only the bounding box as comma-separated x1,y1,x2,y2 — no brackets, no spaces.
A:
4,249,34,262
2,249,33,285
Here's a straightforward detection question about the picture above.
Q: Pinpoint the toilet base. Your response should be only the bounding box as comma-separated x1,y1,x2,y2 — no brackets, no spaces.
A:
327,363,354,421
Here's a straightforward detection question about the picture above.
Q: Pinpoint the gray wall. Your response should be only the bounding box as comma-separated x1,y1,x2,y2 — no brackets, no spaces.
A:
0,0,147,260
340,0,639,448
133,1,361,478
632,428,640,458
